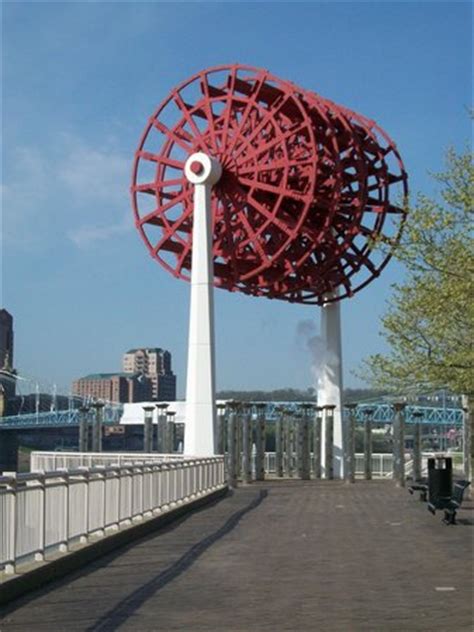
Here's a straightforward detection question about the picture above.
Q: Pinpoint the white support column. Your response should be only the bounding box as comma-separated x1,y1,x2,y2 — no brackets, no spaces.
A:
184,152,222,457
318,297,344,479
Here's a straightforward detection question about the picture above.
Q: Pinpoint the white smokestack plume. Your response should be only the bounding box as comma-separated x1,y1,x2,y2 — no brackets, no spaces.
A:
296,319,340,394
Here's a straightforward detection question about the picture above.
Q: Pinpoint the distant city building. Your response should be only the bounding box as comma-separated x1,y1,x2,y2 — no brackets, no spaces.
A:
72,372,153,404
122,348,176,401
0,309,16,402
0,309,14,370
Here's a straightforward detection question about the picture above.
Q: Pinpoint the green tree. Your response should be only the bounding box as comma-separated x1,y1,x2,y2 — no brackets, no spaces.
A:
362,146,473,396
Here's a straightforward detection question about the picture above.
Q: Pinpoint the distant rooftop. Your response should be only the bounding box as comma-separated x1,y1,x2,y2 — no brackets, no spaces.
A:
124,348,169,354
77,372,143,381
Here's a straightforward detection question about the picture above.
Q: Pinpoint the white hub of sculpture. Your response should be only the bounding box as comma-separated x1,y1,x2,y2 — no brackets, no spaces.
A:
183,152,222,457
318,297,344,479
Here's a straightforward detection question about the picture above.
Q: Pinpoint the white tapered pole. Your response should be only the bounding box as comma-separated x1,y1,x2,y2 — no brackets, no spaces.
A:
318,297,344,479
184,152,222,457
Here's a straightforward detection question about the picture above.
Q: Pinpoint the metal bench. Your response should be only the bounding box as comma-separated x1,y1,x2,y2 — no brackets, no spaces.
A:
408,482,428,502
427,480,471,525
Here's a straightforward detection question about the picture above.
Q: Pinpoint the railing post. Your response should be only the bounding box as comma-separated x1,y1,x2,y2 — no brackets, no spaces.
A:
142,405,155,453
363,408,374,481
91,402,104,452
344,404,356,483
324,405,335,480
156,403,169,453
35,471,46,561
5,474,17,574
313,407,323,479
255,403,266,481
78,405,90,452
393,403,406,487
57,468,69,552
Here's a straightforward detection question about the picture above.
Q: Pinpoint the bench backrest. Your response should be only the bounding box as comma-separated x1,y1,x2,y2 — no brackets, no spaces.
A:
453,480,471,505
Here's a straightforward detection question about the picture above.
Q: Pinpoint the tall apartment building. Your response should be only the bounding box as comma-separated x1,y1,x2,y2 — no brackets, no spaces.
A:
122,348,176,401
72,372,152,404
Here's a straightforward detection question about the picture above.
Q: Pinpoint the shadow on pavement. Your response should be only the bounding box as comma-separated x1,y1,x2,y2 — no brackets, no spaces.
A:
86,488,268,632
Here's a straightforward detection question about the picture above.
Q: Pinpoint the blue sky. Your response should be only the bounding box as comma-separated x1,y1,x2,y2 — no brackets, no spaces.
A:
2,1,471,397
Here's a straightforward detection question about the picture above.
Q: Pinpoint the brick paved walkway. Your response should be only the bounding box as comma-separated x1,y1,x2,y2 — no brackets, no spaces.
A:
1,481,472,631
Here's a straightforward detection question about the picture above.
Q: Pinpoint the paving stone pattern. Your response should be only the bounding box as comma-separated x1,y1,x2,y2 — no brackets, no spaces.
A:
0,481,472,631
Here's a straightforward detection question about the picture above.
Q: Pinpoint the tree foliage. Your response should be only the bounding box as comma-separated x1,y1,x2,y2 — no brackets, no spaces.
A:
362,146,473,395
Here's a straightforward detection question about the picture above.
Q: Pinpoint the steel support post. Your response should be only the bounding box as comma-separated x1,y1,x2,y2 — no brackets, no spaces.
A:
78,406,90,452
318,298,344,479
461,396,472,483
324,405,335,480
143,406,155,453
91,402,104,452
242,407,253,484
313,407,323,479
156,404,169,453
216,404,226,455
364,410,374,481
275,408,284,478
255,403,266,481
299,405,311,480
227,405,238,487
393,403,406,487
284,410,293,477
412,421,422,482
344,404,356,483
166,411,177,453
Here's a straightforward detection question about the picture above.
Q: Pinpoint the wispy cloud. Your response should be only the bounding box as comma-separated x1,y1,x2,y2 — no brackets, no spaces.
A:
2,133,131,249
67,212,132,248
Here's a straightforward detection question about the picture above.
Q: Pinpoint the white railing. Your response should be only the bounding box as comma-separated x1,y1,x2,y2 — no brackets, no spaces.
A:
262,452,394,477
30,451,183,472
0,456,226,575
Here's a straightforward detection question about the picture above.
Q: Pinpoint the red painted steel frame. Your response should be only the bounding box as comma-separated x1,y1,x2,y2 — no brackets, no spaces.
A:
131,64,408,304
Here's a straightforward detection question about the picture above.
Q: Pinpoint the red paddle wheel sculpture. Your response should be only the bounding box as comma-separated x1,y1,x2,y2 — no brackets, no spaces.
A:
131,64,407,304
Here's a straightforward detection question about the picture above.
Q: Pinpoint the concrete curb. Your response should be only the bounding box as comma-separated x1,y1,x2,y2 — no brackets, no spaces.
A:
0,486,228,607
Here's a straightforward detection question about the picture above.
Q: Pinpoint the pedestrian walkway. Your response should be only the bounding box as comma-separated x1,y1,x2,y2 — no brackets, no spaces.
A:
1,481,472,631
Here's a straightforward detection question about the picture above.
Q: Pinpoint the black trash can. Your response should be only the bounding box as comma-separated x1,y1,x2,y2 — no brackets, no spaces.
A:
428,456,452,504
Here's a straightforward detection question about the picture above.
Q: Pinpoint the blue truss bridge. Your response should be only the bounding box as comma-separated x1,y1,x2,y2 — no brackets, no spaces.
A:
0,401,463,429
